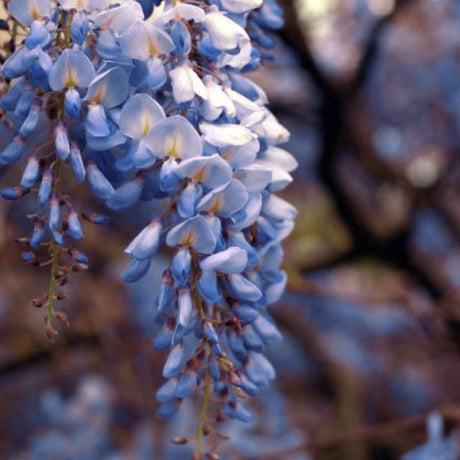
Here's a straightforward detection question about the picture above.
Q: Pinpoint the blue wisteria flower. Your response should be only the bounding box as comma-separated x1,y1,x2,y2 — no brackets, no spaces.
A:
0,0,295,457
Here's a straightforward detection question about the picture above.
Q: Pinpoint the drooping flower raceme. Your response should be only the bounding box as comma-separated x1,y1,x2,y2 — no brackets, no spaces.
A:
0,0,296,455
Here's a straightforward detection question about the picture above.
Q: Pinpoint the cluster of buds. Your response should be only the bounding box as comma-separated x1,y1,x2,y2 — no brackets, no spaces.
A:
0,0,296,456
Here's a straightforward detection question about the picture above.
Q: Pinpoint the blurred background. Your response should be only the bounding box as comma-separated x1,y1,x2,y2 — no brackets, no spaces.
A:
1,0,460,458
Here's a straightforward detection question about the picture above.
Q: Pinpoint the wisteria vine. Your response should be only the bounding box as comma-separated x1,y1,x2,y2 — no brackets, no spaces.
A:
0,0,297,457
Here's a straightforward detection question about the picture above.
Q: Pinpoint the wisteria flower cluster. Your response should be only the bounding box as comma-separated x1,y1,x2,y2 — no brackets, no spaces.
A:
0,0,296,456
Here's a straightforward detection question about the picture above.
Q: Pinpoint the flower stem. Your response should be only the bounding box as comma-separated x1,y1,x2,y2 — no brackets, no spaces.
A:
194,370,211,459
45,240,59,327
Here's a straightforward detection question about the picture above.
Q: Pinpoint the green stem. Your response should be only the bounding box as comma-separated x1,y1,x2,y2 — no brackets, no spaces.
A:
64,12,72,47
194,370,211,459
45,241,59,326
11,20,17,49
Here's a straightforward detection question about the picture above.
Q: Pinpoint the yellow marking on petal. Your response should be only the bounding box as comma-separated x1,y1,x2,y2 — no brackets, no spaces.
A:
90,84,107,104
209,195,223,214
30,2,41,20
222,149,234,161
180,229,196,248
166,130,182,159
192,167,208,184
63,65,79,88
148,37,159,57
140,109,152,136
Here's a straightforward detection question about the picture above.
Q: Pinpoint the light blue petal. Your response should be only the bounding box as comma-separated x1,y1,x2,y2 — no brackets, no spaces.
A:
19,98,40,137
170,20,191,56
174,153,232,189
119,93,165,140
125,220,161,260
130,57,167,91
85,67,129,109
25,19,51,49
2,47,39,79
143,115,202,160
20,155,40,187
200,122,256,147
253,313,282,344
169,64,208,103
159,158,180,193
160,4,206,24
226,404,256,423
265,270,287,304
255,159,293,191
166,215,216,254
126,140,156,170
234,304,258,323
87,163,115,200
106,179,143,210
245,351,275,386
121,258,151,283
119,20,175,61
30,49,52,89
85,104,110,137
177,288,193,328
206,215,226,252
30,221,45,249
49,194,60,229
14,88,35,120
55,123,70,160
48,49,95,91
236,164,272,193
200,247,248,274
71,11,89,45
156,402,179,420
93,1,144,33
262,193,297,221
163,343,185,378
260,145,298,173
144,57,167,90
237,375,260,396
204,11,249,51
38,165,53,205
171,248,191,286
8,0,51,26
68,208,83,240
197,179,248,218
198,270,221,304
154,322,174,350
156,378,178,403
227,329,247,361
64,88,81,119
70,143,86,182
95,29,122,60
0,79,25,111
175,371,196,399
228,274,262,302
227,231,259,265
177,182,201,218
221,0,262,13
86,126,126,151
243,324,264,351
0,137,25,166
157,269,174,314
259,241,283,269
228,192,262,231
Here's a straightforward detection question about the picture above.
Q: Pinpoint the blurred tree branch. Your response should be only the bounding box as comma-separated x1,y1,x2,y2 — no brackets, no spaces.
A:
278,0,460,299
277,0,460,360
